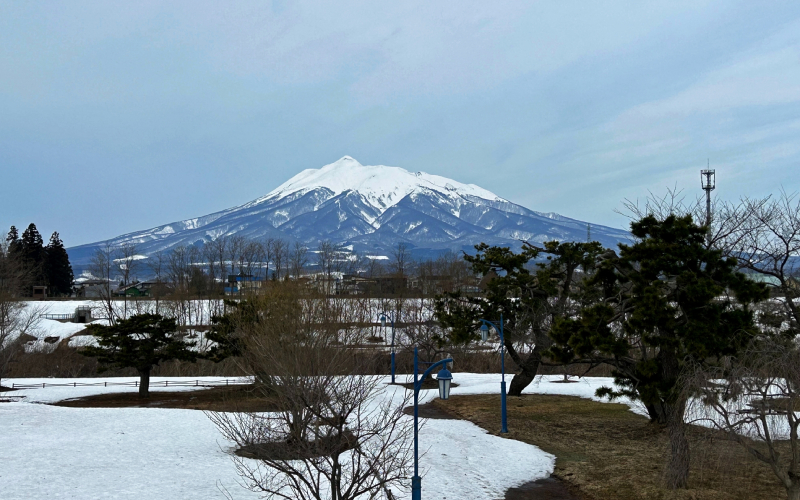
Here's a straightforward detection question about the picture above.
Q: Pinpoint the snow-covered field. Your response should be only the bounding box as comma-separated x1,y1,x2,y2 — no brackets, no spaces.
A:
0,374,639,500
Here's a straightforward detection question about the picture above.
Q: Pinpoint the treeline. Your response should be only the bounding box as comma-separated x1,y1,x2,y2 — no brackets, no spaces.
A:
91,237,475,298
3,224,73,297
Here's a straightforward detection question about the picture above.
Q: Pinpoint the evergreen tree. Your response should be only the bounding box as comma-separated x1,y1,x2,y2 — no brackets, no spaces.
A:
204,298,253,362
548,214,768,488
6,226,21,258
435,240,603,395
20,223,45,292
44,232,74,296
81,314,197,398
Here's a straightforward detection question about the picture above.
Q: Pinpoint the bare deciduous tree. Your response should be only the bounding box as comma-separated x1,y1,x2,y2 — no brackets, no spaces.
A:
207,282,413,500
688,337,800,500
732,191,800,335
89,243,119,324
289,242,308,279
116,242,140,320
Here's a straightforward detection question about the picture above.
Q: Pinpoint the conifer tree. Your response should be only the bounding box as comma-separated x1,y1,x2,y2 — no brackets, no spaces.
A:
81,314,197,398
548,214,768,488
45,232,74,296
6,226,21,259
20,223,45,292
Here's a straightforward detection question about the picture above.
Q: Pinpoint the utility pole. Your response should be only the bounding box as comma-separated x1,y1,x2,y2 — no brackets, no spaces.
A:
701,162,715,245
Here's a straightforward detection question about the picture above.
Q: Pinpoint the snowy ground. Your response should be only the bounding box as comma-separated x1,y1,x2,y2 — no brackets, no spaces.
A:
0,374,635,500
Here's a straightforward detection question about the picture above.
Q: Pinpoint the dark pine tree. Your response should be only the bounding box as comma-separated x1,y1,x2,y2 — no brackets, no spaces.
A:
6,226,21,258
548,214,769,488
81,314,198,398
20,223,46,294
45,232,74,296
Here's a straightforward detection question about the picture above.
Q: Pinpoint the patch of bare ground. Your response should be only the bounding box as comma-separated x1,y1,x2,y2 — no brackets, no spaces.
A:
52,384,281,412
431,393,786,500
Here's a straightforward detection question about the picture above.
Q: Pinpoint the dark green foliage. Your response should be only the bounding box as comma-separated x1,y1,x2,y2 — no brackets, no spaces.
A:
549,215,768,421
20,223,46,292
6,226,20,257
436,243,539,345
205,299,256,362
435,240,603,395
44,232,73,296
82,314,197,397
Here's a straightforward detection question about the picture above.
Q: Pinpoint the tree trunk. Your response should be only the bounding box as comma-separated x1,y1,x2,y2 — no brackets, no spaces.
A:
787,482,800,500
138,368,151,399
645,402,668,425
508,349,542,396
664,399,689,489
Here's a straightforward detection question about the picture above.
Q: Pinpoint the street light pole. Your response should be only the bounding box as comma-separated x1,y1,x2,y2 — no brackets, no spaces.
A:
479,314,508,433
379,311,396,384
412,347,453,500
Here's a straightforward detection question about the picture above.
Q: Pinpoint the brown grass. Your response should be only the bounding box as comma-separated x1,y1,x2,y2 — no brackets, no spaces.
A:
433,393,786,500
52,384,280,412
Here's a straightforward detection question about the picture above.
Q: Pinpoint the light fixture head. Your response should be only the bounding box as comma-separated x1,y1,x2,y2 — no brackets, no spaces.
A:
480,323,489,342
436,368,453,400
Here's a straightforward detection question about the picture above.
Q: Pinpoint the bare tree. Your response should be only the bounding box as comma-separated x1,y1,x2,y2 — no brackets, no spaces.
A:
289,242,308,279
730,191,800,335
317,240,345,295
362,256,384,279
148,250,167,316
272,239,288,280
208,236,229,292
116,242,140,320
688,337,800,500
89,243,119,324
228,235,246,277
260,238,275,281
207,282,413,500
619,186,752,251
390,242,409,278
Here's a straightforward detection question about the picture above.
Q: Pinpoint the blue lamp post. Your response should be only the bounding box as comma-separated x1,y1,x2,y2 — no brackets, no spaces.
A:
411,347,453,500
479,314,508,434
379,311,396,384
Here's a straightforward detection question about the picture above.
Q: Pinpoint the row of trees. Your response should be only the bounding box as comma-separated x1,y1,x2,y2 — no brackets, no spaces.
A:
1,225,70,386
89,236,472,327
94,238,467,291
435,190,800,494
5,224,73,296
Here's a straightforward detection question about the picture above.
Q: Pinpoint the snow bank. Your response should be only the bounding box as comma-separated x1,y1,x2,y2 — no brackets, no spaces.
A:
1,373,645,500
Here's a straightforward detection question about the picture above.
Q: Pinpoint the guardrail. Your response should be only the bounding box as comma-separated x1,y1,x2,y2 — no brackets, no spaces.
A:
10,378,249,389
40,313,76,320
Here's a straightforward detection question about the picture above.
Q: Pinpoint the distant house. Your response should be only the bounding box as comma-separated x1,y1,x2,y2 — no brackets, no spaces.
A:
115,281,167,298
74,279,111,298
224,274,265,295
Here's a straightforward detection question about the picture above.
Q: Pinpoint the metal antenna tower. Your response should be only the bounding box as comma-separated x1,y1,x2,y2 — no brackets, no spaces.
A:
701,162,715,241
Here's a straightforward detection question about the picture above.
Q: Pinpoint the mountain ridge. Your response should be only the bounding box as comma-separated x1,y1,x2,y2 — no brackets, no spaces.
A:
67,157,630,267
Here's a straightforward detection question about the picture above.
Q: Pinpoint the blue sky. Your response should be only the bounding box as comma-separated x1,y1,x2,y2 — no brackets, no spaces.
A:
1,1,799,246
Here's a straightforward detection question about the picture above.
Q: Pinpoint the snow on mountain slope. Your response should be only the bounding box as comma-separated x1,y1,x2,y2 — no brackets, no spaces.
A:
253,156,503,212
66,157,630,267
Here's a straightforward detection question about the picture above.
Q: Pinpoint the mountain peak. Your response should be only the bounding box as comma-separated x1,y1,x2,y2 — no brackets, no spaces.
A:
265,157,503,213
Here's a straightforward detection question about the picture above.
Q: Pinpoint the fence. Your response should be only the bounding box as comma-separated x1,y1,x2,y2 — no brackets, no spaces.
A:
40,313,76,321
10,378,249,390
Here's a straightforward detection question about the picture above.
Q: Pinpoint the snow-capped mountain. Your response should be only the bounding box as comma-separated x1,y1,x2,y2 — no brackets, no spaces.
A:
67,156,630,266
